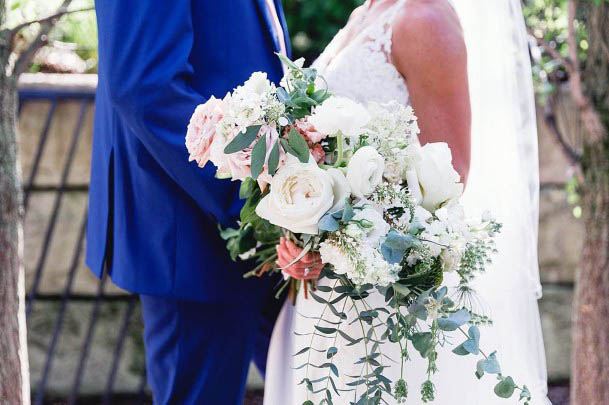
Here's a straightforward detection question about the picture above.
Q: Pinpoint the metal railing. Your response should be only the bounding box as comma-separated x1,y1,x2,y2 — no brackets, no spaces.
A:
19,79,150,405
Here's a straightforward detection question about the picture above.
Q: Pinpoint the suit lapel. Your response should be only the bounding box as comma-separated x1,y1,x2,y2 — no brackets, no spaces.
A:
255,0,283,55
274,0,292,57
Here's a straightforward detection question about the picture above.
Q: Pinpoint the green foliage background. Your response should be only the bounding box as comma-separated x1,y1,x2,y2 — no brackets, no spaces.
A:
5,0,588,91
282,0,364,62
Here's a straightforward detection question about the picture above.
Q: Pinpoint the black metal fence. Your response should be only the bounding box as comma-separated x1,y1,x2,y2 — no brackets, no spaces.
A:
19,85,150,405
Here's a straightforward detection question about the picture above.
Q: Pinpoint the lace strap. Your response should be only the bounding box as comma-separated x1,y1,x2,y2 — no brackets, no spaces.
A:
366,0,407,55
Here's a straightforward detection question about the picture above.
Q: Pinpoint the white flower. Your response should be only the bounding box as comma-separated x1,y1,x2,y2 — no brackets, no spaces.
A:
308,96,370,138
241,72,273,95
319,241,353,275
255,157,350,234
346,146,385,198
353,207,390,247
357,246,399,286
320,240,398,287
344,223,365,239
440,247,462,272
406,142,463,212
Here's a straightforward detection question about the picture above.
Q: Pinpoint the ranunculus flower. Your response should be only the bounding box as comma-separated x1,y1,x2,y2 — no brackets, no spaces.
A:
346,146,385,198
308,96,370,138
256,157,350,234
406,142,464,212
185,96,224,167
276,237,324,280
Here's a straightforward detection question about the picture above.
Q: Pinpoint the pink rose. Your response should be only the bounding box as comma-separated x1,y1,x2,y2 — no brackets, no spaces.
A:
210,125,285,189
185,96,224,167
294,119,326,144
310,143,325,164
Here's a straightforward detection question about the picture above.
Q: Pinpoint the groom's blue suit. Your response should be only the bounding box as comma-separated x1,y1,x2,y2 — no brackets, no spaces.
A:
88,1,290,403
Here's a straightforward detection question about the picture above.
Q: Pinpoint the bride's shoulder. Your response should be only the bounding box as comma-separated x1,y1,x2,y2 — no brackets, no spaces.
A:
392,0,466,71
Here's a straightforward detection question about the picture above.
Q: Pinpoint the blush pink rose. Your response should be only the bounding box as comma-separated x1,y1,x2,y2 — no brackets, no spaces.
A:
276,237,324,281
310,143,326,164
211,125,284,189
294,119,326,144
185,96,224,167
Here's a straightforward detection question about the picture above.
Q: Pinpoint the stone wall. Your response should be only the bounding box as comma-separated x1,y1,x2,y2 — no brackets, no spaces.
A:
18,74,579,395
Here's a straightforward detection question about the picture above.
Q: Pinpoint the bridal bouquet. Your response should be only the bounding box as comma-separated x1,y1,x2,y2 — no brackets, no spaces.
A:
186,56,531,404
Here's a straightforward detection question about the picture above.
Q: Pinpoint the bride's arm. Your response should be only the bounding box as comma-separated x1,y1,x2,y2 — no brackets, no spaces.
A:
392,0,471,183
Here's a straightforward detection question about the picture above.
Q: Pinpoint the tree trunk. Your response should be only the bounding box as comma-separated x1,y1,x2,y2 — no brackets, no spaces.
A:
0,16,30,405
571,142,609,405
571,3,609,404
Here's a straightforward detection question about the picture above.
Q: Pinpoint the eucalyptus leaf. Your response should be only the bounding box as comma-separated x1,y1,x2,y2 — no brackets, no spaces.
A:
224,125,261,154
268,139,280,175
318,214,340,232
437,308,471,331
494,376,516,398
480,351,501,374
288,128,311,162
294,347,309,356
315,326,337,335
381,230,415,264
411,332,434,358
250,135,267,180
452,344,470,356
342,200,355,222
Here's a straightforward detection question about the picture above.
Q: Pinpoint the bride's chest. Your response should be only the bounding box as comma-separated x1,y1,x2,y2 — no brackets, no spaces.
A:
313,26,411,106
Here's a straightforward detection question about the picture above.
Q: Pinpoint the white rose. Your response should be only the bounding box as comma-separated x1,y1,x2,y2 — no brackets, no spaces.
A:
255,157,350,234
353,207,390,247
406,142,463,212
308,96,370,138
241,72,272,95
346,146,385,198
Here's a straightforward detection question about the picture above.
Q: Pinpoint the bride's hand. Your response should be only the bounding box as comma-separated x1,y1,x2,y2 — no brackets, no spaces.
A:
392,0,471,185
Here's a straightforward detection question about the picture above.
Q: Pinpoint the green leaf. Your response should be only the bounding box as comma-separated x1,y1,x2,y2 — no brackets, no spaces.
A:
318,214,339,232
452,344,470,356
437,308,471,331
250,135,267,180
341,200,354,222
293,347,309,356
315,326,337,335
280,138,298,156
302,401,314,405
479,351,501,374
494,376,516,398
392,283,411,297
239,177,256,199
277,87,290,103
268,140,280,175
463,326,480,355
224,125,261,154
381,230,415,264
520,385,531,401
327,346,338,359
288,128,310,163
411,332,434,358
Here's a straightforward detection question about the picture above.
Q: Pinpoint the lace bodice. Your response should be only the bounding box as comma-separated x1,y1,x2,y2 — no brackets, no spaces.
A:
313,0,410,106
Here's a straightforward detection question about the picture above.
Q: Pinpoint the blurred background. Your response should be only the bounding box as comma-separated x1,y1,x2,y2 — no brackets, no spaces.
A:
9,0,588,403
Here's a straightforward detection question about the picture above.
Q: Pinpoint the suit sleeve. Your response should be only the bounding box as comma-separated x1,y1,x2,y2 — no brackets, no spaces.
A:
95,0,242,226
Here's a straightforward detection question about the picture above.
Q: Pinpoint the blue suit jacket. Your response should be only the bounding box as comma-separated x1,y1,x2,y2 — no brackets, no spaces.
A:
87,0,290,302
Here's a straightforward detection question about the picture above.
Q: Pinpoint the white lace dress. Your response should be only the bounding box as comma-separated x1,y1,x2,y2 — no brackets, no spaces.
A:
263,1,549,403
